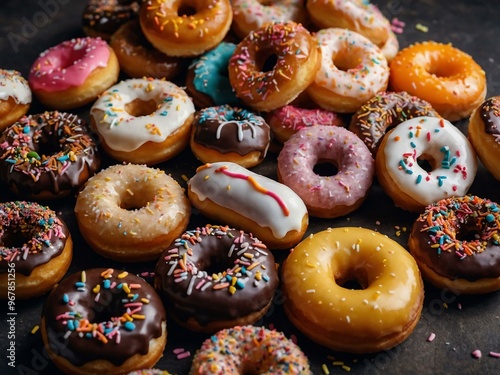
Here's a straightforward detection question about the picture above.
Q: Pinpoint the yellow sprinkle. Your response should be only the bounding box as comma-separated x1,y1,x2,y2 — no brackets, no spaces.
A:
123,284,131,294
333,361,344,366
118,271,128,279
227,185,231,190
443,302,448,309
81,270,86,283
141,298,150,304
204,175,210,180
93,285,101,294
31,325,40,334
415,23,429,32
243,253,254,259
228,285,236,295
322,364,330,374
123,313,133,322
131,314,145,320
126,188,134,196
342,365,351,372
255,271,262,281
181,174,189,182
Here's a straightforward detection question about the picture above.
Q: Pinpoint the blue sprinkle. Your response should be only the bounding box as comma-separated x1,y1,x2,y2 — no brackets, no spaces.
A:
63,294,69,303
23,126,30,133
48,218,54,225
416,175,422,184
57,155,69,162
236,279,245,289
39,219,46,226
103,279,111,289
486,214,495,223
117,283,123,289
124,321,135,331
5,159,16,164
262,275,269,282
67,320,75,331
410,141,416,148
75,281,85,288
160,111,168,116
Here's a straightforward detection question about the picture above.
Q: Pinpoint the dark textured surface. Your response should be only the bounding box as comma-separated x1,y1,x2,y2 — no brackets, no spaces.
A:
0,1,499,374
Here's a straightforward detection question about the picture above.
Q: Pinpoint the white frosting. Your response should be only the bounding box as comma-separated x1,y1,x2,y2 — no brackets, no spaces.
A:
232,0,305,30
188,162,307,238
0,69,31,104
91,78,195,152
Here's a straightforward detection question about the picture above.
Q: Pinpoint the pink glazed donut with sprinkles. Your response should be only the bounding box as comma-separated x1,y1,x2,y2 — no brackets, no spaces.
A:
277,125,375,218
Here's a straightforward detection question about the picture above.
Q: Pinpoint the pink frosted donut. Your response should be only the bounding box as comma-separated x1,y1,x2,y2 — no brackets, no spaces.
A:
277,124,375,218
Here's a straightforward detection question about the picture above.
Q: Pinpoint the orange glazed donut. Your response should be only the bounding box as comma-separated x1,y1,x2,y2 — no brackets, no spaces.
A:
0,69,31,131
389,41,487,122
140,0,233,57
282,227,424,353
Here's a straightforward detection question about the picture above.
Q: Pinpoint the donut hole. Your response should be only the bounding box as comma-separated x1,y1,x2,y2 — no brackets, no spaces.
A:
199,255,233,276
125,98,158,117
427,61,461,78
92,290,126,323
177,4,196,17
313,161,339,177
1,229,32,249
456,222,482,242
336,269,368,290
119,189,155,211
255,49,278,73
417,154,437,173
333,52,361,72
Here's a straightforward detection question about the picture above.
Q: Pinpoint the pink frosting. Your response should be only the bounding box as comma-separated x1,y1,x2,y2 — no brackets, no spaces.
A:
269,105,344,132
29,37,110,92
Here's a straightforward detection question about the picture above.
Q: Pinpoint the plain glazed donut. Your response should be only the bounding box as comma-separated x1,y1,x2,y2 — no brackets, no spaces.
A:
408,195,500,295
389,41,487,121
0,69,31,131
154,225,279,333
74,164,191,262
306,28,389,113
0,201,72,299
375,116,478,212
41,268,167,375
281,227,424,353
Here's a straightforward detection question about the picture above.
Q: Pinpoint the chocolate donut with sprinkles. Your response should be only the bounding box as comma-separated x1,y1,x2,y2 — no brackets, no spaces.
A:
154,225,279,333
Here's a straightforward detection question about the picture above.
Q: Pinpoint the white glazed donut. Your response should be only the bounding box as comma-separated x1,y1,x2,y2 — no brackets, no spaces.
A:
0,69,32,131
376,116,478,212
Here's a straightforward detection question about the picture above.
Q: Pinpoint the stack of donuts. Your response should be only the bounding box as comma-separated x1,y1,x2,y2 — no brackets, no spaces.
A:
1,0,500,374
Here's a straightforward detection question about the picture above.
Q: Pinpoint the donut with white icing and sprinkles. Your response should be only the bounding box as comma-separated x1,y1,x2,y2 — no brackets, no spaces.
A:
0,69,31,131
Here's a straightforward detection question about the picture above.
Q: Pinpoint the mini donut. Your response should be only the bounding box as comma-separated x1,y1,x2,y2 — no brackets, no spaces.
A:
307,28,389,113
90,78,195,165
74,164,191,262
0,111,101,200
282,227,424,353
228,21,321,112
110,20,185,80
277,125,375,218
190,105,271,168
408,195,500,295
189,325,311,374
139,0,233,57
155,225,279,333
128,370,171,375
349,91,440,156
375,116,478,212
29,37,119,110
188,162,308,249
41,268,167,375
0,201,72,299
468,96,500,180
0,69,31,131
389,41,487,121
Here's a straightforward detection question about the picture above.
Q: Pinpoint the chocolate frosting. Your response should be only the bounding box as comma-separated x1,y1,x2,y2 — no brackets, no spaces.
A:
42,268,166,366
83,0,140,37
479,96,500,136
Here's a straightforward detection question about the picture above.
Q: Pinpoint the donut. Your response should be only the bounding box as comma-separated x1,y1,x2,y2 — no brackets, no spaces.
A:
188,162,308,249
139,0,233,57
190,105,271,168
29,37,119,110
281,227,424,353
380,28,400,62
0,69,31,131
41,268,167,375
0,201,72,299
90,78,195,165
468,96,500,180
349,91,440,156
128,370,171,375
189,325,311,374
110,20,185,80
277,125,375,218
408,195,500,295
389,41,487,121
228,21,321,112
375,116,478,212
74,164,191,262
0,111,101,200
154,225,279,333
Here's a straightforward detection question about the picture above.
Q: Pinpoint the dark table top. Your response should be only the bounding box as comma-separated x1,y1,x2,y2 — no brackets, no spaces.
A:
0,0,499,374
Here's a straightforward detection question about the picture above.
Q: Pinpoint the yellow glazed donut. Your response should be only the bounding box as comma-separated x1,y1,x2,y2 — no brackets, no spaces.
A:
281,227,424,354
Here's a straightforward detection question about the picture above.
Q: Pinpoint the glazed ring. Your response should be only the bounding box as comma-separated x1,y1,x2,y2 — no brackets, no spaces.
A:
155,225,279,333
41,268,167,375
375,116,478,212
389,41,487,121
281,227,424,353
408,195,500,295
229,21,321,112
0,201,72,299
0,111,101,200
139,0,233,57
278,125,375,218
74,164,191,262
0,69,31,131
189,325,311,374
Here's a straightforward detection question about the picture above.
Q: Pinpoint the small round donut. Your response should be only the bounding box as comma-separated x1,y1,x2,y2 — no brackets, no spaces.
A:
468,96,500,180
189,325,311,374
155,225,279,333
349,91,440,156
41,268,167,375
375,116,478,212
307,28,389,113
408,195,500,295
90,78,195,165
389,41,487,122
190,105,271,168
139,0,233,57
0,69,31,131
29,37,119,110
128,370,172,375
282,227,424,353
74,164,191,262
0,201,72,299
277,125,374,218
229,21,321,112
0,111,101,200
